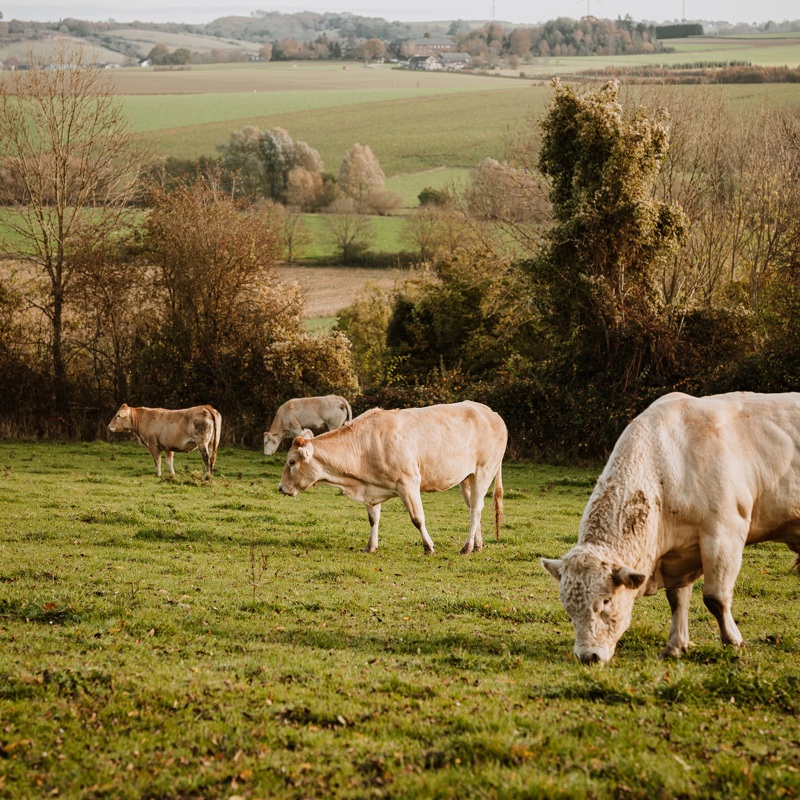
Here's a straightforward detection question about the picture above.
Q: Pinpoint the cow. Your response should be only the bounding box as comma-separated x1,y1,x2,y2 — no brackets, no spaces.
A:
542,391,800,665
278,401,507,554
263,395,353,455
108,403,222,478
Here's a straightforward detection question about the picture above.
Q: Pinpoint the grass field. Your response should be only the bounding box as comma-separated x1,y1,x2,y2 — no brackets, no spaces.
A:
112,56,800,177
1,441,800,799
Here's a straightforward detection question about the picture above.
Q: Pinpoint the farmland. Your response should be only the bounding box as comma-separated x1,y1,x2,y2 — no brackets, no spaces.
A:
1,441,799,798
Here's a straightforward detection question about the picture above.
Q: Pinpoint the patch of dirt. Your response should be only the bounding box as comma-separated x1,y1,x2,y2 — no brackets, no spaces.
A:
275,265,407,318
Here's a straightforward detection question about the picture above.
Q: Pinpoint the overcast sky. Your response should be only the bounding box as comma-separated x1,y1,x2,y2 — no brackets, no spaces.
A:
3,0,798,26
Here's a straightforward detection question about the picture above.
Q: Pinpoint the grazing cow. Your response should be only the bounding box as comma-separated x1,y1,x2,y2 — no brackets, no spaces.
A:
542,391,800,664
263,395,353,455
108,403,222,478
278,401,507,554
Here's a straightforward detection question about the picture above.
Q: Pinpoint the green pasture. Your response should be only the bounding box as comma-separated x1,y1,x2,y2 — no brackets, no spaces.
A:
137,86,546,175
1,440,799,798
298,214,407,260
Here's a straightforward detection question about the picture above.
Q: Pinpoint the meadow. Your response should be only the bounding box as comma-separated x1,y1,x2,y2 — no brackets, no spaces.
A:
111,55,800,196
1,441,799,799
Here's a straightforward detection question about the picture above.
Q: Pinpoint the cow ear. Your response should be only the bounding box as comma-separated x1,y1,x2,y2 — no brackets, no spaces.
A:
541,558,564,582
297,441,314,460
301,428,314,439
612,566,646,590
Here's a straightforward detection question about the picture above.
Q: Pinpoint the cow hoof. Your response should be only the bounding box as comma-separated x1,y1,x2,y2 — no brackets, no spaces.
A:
460,544,473,555
424,546,435,556
364,546,378,553
660,643,691,659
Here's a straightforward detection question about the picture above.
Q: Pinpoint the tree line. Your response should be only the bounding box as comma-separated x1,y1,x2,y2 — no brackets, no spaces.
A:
1,46,800,461
338,82,800,458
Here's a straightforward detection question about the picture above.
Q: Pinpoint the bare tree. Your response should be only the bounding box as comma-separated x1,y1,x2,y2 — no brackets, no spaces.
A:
323,197,373,263
0,43,144,413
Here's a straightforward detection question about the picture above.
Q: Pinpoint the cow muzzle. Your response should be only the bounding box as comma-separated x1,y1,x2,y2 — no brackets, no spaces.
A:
278,483,297,497
575,645,611,665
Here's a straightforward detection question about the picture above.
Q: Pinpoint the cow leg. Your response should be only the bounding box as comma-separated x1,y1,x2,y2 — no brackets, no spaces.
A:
198,442,212,477
662,583,694,658
364,503,381,552
210,444,218,474
700,532,745,647
164,450,176,476
459,476,484,554
148,445,163,478
397,485,435,555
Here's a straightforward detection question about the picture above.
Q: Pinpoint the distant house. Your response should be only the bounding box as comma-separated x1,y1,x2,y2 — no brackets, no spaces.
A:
405,36,456,57
438,52,471,70
409,55,441,71
409,53,470,71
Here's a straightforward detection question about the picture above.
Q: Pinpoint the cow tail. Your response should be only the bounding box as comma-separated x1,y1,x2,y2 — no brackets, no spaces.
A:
493,464,504,541
209,407,222,474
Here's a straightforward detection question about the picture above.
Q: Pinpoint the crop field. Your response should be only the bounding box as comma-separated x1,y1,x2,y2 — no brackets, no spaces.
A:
1,441,799,799
113,57,800,176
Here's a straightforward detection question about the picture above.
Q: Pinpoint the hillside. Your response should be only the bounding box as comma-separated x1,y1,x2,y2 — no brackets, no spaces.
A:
2,12,798,68
0,13,464,65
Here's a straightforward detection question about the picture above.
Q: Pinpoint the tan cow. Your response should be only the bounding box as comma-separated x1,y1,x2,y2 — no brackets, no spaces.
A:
278,401,507,554
542,391,800,664
108,403,222,478
263,395,353,455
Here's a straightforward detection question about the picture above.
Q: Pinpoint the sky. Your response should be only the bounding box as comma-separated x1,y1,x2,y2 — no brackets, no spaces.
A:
2,0,798,26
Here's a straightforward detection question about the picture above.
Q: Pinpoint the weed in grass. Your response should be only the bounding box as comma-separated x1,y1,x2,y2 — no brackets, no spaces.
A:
249,533,270,604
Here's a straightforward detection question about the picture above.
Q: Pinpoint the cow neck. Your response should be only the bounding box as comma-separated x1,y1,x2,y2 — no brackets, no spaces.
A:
313,435,359,483
579,481,659,577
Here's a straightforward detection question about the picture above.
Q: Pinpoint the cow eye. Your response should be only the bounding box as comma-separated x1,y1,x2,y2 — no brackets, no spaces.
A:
288,459,295,467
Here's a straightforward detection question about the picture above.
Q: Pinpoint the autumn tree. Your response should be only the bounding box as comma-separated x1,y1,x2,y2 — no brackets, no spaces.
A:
0,43,144,415
362,37,385,62
338,143,385,202
337,143,402,214
218,125,324,203
137,173,356,435
143,173,284,359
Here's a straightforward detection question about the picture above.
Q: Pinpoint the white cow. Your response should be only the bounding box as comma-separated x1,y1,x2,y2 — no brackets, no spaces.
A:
108,403,222,478
263,395,352,455
542,391,800,664
278,401,507,554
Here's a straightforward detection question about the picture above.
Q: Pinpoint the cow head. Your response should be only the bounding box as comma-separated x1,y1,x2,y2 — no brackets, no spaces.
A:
265,429,314,456
278,437,318,496
542,546,646,664
108,403,133,433
263,432,282,456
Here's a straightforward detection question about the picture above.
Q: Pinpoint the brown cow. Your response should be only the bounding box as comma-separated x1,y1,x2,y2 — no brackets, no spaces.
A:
278,401,507,554
108,404,222,478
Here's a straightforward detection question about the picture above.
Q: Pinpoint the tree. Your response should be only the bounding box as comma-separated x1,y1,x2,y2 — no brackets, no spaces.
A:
257,200,312,262
218,125,324,203
324,197,373,263
509,28,532,58
143,173,283,358
0,43,144,415
531,79,687,381
338,143,385,202
362,37,385,62
146,43,170,64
